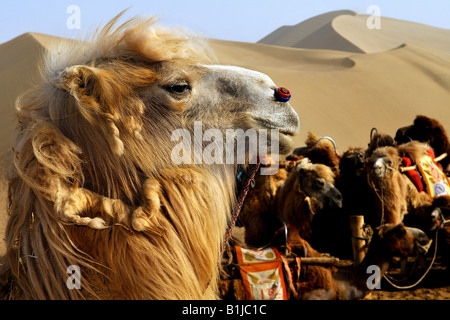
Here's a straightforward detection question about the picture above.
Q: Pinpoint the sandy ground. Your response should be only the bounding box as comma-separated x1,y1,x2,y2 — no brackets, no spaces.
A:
367,267,450,300
0,10,449,300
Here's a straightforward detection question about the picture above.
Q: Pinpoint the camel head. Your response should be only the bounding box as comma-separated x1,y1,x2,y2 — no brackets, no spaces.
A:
395,115,449,152
293,162,343,209
375,223,430,257
365,131,396,159
340,147,365,178
365,146,401,181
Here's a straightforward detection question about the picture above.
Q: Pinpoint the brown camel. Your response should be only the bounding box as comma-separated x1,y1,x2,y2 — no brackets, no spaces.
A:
0,13,299,299
297,223,430,299
237,159,343,249
365,146,431,226
365,130,396,158
395,115,450,173
276,162,343,241
238,167,288,248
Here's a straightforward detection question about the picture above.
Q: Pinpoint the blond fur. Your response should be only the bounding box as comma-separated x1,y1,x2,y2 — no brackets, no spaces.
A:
1,13,237,299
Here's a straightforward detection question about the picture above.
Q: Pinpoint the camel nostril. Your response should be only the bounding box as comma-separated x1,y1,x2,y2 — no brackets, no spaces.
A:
275,87,291,102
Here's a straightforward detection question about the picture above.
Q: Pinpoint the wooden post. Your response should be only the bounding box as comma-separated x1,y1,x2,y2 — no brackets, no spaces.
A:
350,215,367,266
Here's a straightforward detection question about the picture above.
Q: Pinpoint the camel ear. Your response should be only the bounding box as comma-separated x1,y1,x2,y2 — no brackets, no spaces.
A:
295,164,307,177
375,224,388,238
393,223,407,238
414,115,432,130
59,65,103,105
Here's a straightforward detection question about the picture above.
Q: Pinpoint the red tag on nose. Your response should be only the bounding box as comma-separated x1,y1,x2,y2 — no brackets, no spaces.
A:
275,87,291,102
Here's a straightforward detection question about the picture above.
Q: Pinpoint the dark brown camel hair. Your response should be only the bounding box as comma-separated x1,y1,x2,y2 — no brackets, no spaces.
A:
238,167,288,248
292,132,340,176
276,162,343,241
395,115,450,173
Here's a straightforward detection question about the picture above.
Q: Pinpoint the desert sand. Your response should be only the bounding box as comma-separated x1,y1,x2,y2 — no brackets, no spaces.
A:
0,10,449,299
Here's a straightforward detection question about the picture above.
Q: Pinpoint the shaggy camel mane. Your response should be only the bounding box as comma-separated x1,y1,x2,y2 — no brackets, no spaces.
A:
1,14,235,299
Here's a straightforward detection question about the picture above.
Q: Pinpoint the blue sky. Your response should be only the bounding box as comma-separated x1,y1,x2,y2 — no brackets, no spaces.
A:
1,1,449,44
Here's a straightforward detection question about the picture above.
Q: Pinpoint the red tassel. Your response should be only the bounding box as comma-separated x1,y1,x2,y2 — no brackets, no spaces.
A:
402,157,424,192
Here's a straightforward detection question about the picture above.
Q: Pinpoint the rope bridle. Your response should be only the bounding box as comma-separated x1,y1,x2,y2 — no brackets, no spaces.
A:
203,161,261,294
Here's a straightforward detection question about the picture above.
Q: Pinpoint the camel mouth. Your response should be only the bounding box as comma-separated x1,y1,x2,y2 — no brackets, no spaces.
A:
406,227,431,254
252,116,299,137
416,239,433,255
355,166,365,177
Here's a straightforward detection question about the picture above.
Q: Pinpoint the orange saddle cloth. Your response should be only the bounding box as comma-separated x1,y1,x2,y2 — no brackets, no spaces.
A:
235,246,288,300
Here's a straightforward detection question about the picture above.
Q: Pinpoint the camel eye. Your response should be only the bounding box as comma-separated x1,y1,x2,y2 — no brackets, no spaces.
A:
165,82,191,95
315,179,325,188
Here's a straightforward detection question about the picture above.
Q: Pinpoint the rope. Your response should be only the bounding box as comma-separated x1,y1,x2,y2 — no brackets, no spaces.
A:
368,167,439,290
221,161,261,256
281,254,299,299
370,127,378,141
204,162,261,295
369,178,385,226
383,229,439,290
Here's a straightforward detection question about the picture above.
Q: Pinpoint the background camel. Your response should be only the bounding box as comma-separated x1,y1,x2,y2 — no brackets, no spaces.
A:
365,146,431,226
337,147,373,217
276,162,343,241
302,223,430,299
0,14,299,299
292,132,340,176
238,167,288,248
395,115,450,173
238,159,343,249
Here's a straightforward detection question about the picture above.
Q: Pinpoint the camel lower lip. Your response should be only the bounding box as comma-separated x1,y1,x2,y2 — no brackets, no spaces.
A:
280,130,295,137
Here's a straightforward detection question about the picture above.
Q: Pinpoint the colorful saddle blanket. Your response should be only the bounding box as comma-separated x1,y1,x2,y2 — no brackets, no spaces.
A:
235,246,288,300
403,149,450,200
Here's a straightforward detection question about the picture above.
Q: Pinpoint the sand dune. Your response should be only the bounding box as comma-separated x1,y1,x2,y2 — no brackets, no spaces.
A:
1,11,450,255
258,10,361,52
0,33,50,174
259,10,450,54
